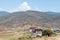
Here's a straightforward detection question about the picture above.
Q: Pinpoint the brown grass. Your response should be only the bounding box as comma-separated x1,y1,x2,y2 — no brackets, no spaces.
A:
33,35,60,40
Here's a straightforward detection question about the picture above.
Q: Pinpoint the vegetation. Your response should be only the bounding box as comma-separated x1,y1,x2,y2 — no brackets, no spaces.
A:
0,29,59,40
18,32,33,40
42,29,54,36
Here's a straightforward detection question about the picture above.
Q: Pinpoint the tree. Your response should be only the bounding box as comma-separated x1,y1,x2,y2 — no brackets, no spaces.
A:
42,29,54,36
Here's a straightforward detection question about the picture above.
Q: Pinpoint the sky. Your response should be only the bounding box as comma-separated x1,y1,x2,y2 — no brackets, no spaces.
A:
0,0,60,12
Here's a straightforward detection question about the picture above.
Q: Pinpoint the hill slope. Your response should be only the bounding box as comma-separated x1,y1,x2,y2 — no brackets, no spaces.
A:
0,10,60,29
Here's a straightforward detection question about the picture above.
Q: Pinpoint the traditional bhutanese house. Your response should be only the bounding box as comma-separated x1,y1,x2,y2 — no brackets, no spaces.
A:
24,26,43,37
34,27,43,37
29,27,43,37
29,27,36,32
24,27,36,32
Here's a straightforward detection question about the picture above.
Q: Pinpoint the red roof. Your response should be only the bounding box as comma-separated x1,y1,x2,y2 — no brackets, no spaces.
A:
29,27,36,29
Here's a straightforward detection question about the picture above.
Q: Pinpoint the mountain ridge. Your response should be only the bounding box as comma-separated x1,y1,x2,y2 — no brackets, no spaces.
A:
0,10,60,31
0,11,10,17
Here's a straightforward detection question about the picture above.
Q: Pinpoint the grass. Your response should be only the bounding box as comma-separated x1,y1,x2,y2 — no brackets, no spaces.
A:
0,30,59,40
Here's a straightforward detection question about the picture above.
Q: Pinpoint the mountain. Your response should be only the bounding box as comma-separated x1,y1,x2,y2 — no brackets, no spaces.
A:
45,11,60,15
0,10,60,30
0,11,9,17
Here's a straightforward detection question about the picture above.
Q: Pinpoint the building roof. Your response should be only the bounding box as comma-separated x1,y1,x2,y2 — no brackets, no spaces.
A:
29,27,36,29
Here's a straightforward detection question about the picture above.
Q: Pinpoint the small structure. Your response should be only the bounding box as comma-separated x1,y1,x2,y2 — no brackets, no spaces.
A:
24,27,43,37
54,29,60,34
29,27,43,37
29,27,36,32
34,28,43,37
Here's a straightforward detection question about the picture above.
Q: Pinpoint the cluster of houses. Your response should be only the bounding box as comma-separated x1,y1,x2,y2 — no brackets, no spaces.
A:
24,27,60,37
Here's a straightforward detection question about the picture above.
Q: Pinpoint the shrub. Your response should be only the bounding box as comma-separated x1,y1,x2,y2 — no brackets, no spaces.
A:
42,29,54,36
18,32,33,40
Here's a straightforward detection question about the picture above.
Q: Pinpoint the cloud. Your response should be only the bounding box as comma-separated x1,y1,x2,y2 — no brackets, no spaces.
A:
0,8,5,11
0,2,31,12
35,7,43,12
19,2,31,11
7,2,31,12
0,8,9,12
